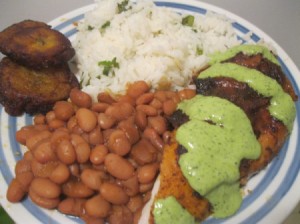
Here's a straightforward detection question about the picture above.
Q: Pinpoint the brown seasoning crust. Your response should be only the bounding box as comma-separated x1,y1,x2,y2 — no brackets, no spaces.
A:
152,133,211,222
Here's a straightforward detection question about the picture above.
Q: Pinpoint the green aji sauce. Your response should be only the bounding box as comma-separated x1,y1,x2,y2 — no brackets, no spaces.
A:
153,196,196,224
176,95,261,218
198,63,296,131
209,44,280,65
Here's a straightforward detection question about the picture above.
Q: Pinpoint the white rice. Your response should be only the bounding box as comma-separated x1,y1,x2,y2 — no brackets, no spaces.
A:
73,0,241,100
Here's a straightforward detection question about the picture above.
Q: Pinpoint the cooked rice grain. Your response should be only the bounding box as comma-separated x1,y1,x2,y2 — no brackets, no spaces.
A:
74,0,241,99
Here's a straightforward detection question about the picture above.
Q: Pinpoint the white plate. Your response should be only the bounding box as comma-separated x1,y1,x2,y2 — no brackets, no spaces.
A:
0,0,299,223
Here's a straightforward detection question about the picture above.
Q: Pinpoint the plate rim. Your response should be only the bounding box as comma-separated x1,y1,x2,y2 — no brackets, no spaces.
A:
0,0,299,223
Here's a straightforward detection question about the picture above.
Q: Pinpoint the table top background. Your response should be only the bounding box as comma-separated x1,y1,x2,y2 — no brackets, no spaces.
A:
0,0,299,223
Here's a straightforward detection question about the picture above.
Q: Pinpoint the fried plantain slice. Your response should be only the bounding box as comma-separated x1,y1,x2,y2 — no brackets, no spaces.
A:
0,20,75,68
0,57,79,116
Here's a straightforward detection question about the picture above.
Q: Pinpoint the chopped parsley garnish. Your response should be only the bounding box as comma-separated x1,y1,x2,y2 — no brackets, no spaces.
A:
118,0,131,13
182,15,195,27
87,25,94,31
196,47,203,55
101,21,110,30
98,57,120,76
100,21,111,34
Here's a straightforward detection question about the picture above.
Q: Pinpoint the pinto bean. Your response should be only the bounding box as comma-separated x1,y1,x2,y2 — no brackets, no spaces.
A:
139,181,154,193
33,124,50,132
48,119,65,130
76,108,97,132
26,130,52,151
127,195,144,213
23,151,34,161
34,114,46,125
178,88,196,100
136,93,154,105
90,145,108,165
58,197,86,217
30,178,61,199
133,208,143,224
53,101,75,121
91,102,110,113
143,128,164,151
70,88,92,108
136,105,157,116
100,182,129,205
89,127,104,145
170,93,181,104
121,175,139,197
56,139,76,165
6,179,26,202
67,116,78,132
105,103,134,121
31,160,59,178
16,171,34,192
165,90,178,101
105,153,134,180
147,116,167,135
108,205,133,224
81,216,105,224
69,163,80,177
81,169,104,190
134,110,147,130
70,133,87,146
75,142,91,163
137,163,159,184
154,91,168,102
118,119,140,144
108,129,131,156
49,163,70,184
29,187,60,209
98,113,116,130
102,129,114,143
163,99,177,116
149,98,163,110
33,139,56,163
131,138,157,165
97,92,116,104
62,179,94,198
85,194,111,218
45,111,56,123
16,126,38,145
117,95,136,106
50,128,70,149
15,159,31,174
127,81,150,99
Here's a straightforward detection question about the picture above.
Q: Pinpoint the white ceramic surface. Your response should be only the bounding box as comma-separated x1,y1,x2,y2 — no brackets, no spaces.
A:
0,1,299,223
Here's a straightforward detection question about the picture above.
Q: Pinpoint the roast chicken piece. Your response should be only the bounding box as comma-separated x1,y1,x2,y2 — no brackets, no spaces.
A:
152,51,297,222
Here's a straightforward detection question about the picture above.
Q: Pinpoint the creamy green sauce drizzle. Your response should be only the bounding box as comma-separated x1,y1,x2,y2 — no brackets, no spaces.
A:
153,196,196,224
176,95,261,217
209,44,279,65
198,63,296,131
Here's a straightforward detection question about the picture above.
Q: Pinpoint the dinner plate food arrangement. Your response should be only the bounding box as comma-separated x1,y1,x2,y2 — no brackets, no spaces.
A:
0,0,299,224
